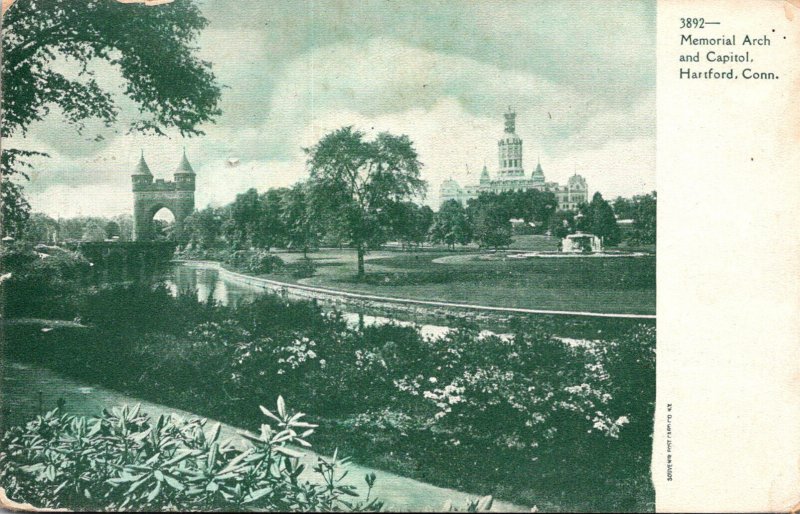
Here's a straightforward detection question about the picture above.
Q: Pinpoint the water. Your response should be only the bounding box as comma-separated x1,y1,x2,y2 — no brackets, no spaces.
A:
163,263,599,347
164,263,457,339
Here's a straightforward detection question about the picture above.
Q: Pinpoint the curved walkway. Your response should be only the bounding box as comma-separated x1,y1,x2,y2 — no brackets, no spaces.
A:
179,260,656,320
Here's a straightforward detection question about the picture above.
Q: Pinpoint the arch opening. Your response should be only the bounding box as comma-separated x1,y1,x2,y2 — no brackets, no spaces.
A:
151,206,176,241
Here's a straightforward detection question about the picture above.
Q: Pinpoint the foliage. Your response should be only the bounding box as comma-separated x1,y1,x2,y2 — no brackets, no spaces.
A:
306,126,427,276
6,278,655,511
0,399,381,512
385,201,434,249
223,249,285,275
1,178,31,239
547,210,575,239
613,192,656,245
0,242,90,318
2,0,221,235
468,197,513,250
430,200,472,249
281,183,319,256
291,257,318,279
82,219,108,242
184,207,225,249
576,192,621,246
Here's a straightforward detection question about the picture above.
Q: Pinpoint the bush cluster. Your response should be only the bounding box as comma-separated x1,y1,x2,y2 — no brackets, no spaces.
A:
5,282,655,511
0,242,90,318
0,399,380,512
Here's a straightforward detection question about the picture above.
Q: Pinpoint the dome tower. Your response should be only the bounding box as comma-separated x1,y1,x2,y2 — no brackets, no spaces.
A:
497,107,524,178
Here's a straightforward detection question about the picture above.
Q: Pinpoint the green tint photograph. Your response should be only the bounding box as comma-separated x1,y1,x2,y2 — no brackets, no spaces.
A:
0,0,656,511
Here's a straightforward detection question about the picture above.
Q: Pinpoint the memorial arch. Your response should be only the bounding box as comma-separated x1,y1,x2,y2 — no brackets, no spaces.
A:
131,150,196,241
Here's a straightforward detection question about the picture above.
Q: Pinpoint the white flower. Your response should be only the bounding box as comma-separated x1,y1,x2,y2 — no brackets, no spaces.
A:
429,377,438,384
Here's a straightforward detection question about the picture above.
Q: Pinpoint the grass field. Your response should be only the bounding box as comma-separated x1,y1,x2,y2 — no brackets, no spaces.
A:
268,237,656,315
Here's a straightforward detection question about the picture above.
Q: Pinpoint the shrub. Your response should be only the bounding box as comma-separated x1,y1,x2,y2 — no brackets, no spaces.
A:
291,257,317,279
0,398,381,512
0,242,90,318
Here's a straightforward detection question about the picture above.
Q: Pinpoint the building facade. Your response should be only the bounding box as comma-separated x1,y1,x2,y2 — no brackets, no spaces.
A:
439,109,589,211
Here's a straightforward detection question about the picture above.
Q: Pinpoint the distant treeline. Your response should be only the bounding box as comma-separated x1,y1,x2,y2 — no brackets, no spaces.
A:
20,189,656,250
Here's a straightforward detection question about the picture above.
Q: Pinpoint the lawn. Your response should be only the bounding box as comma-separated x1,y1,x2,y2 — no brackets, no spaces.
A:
269,240,656,315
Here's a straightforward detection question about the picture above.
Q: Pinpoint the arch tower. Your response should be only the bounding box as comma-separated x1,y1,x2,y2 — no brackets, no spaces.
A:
131,150,195,241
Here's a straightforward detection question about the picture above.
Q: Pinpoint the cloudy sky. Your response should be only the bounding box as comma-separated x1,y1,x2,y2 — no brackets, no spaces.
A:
12,0,655,218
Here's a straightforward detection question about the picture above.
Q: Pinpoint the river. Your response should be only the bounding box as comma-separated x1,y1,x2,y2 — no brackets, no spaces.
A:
164,262,461,340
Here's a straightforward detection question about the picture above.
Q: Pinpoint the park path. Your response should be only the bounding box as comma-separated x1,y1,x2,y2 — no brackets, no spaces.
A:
1,360,530,512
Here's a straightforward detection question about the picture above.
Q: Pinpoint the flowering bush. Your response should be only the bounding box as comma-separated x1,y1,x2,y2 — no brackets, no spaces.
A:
0,399,381,512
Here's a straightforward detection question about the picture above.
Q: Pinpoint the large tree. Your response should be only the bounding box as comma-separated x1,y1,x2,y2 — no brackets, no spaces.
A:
1,0,222,235
430,199,472,249
306,127,426,277
280,183,317,257
471,198,513,250
577,192,621,246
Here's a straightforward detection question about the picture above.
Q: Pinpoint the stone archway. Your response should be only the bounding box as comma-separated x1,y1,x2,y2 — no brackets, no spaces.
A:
148,205,177,240
131,151,195,241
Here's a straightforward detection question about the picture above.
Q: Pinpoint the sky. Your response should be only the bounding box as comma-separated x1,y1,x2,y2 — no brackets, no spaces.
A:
10,0,656,218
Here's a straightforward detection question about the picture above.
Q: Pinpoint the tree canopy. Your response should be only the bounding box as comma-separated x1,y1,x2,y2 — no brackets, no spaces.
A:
305,127,426,276
1,0,222,235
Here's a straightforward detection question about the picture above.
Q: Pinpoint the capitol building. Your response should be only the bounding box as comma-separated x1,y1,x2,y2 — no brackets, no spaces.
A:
439,109,589,211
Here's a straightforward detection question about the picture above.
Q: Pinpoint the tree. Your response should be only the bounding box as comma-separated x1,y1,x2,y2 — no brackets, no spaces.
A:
104,221,121,240
430,199,471,249
472,199,512,250
612,196,636,220
223,188,263,250
631,191,656,244
578,192,620,246
259,188,289,250
112,213,134,241
1,0,222,236
81,220,107,242
281,183,317,256
306,127,426,277
547,210,575,240
386,201,433,250
21,212,58,243
184,206,223,249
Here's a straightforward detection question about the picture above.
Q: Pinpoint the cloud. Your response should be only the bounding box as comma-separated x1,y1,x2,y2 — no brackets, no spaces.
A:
12,0,655,217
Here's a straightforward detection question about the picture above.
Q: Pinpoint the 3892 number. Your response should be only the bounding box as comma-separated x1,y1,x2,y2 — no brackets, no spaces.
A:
680,18,705,29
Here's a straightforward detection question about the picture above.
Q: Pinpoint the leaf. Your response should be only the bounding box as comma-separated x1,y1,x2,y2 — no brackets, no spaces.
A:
154,470,164,482
218,449,252,474
127,476,150,494
291,421,319,429
163,474,185,491
163,448,196,467
208,422,221,443
274,446,303,459
259,405,282,424
147,480,162,502
239,431,265,444
276,395,286,419
243,486,273,504
207,442,218,469
130,427,153,442
205,480,219,493
337,484,359,497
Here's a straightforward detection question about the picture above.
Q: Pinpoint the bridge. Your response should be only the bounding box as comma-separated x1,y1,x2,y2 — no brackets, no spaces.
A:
64,241,178,280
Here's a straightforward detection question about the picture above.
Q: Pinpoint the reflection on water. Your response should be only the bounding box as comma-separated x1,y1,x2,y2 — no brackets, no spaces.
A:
164,265,255,308
165,264,463,340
